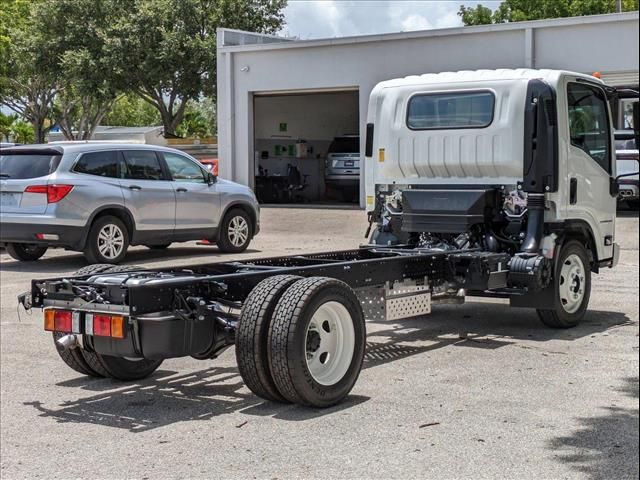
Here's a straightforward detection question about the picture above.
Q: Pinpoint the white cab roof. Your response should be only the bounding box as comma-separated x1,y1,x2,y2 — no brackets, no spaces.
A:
376,68,604,89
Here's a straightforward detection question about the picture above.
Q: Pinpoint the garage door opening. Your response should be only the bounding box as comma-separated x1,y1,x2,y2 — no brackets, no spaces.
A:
253,90,360,205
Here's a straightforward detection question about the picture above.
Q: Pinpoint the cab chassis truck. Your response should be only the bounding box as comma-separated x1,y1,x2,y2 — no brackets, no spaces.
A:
20,70,640,408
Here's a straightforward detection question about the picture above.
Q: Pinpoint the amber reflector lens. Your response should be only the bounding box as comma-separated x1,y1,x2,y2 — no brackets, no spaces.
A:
44,310,55,331
111,316,125,339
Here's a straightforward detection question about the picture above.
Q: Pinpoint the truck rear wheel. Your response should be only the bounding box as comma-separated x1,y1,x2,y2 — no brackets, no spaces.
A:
236,275,301,402
85,353,163,381
268,277,366,408
52,332,103,377
73,264,115,276
53,264,129,377
537,240,591,328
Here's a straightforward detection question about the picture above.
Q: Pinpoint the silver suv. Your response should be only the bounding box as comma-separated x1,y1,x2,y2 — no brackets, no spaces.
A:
325,135,360,185
0,143,260,263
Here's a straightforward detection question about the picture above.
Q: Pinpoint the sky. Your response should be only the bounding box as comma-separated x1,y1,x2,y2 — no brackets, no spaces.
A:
281,0,502,39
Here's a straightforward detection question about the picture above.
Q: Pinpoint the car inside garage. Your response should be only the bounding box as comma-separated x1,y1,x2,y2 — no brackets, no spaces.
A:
252,90,360,205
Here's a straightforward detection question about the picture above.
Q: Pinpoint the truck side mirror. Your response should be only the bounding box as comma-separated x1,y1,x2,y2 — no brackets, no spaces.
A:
633,101,640,150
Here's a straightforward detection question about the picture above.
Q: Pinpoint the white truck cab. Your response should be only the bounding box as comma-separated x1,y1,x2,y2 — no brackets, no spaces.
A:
365,69,638,327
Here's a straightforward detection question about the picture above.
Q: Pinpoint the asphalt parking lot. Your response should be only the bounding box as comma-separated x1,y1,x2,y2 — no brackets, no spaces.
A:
1,207,638,479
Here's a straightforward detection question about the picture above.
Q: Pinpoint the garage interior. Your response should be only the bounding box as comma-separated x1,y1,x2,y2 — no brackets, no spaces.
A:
253,90,360,205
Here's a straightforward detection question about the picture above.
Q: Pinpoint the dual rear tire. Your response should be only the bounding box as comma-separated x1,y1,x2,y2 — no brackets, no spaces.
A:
236,276,366,408
53,264,163,381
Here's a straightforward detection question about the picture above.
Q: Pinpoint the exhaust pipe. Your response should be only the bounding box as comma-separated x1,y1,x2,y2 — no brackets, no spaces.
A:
56,334,79,351
521,193,545,253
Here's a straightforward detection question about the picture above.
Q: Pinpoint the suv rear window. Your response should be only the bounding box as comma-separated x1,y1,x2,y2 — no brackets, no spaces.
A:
74,151,121,178
407,91,495,129
328,137,359,154
0,154,61,179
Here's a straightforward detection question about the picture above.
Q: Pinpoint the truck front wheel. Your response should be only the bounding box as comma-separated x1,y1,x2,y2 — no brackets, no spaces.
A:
268,277,366,408
537,240,592,328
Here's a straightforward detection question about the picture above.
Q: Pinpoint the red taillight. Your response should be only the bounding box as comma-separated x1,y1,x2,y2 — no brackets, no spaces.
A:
44,309,72,333
24,185,48,195
85,313,126,338
25,184,74,203
93,314,111,337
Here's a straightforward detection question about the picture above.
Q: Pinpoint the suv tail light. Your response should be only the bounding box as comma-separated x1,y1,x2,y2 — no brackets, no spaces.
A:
25,184,74,203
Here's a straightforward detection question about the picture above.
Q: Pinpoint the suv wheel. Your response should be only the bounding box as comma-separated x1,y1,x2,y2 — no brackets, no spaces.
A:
6,243,48,261
84,215,130,264
217,208,252,253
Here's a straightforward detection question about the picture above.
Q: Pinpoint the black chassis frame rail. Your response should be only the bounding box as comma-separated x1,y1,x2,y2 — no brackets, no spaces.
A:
30,246,511,315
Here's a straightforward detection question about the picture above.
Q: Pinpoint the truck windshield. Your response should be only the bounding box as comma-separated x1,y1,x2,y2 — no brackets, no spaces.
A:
0,154,61,179
407,91,494,129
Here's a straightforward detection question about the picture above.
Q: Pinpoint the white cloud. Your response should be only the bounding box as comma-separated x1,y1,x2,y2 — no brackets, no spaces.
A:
282,1,502,39
401,14,433,32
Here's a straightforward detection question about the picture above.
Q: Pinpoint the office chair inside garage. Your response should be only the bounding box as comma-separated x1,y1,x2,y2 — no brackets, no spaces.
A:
285,164,309,203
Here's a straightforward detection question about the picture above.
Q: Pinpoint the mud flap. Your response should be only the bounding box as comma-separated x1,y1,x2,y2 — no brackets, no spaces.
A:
509,282,557,309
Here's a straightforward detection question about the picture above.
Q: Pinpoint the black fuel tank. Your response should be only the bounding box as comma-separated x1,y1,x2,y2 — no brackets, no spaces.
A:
401,188,498,234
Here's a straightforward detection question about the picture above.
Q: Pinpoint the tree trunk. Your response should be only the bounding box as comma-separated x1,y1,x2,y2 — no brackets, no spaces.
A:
136,88,189,138
33,119,46,144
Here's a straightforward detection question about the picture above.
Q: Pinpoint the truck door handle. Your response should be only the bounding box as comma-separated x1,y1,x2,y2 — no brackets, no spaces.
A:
128,185,142,191
176,187,188,193
570,178,578,205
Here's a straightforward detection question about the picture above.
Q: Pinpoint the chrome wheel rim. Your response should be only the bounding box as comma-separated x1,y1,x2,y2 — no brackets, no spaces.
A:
228,216,249,247
97,224,125,260
559,253,586,314
305,301,355,386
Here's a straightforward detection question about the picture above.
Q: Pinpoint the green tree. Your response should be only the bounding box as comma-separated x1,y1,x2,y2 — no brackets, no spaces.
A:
0,0,57,143
459,0,639,25
115,0,286,137
458,4,494,25
35,0,123,140
10,119,35,144
102,94,161,127
0,112,17,142
176,98,217,138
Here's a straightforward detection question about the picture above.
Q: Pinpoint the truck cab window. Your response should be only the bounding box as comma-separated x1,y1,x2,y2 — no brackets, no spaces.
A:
407,91,494,129
567,82,611,173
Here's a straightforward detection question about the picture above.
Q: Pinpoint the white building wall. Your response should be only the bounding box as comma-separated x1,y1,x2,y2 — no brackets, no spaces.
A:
217,12,640,206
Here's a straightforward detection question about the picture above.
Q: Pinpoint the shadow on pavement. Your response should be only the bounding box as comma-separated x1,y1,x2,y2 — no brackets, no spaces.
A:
548,376,639,480
24,366,369,432
23,304,632,432
364,303,634,365
0,247,262,273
